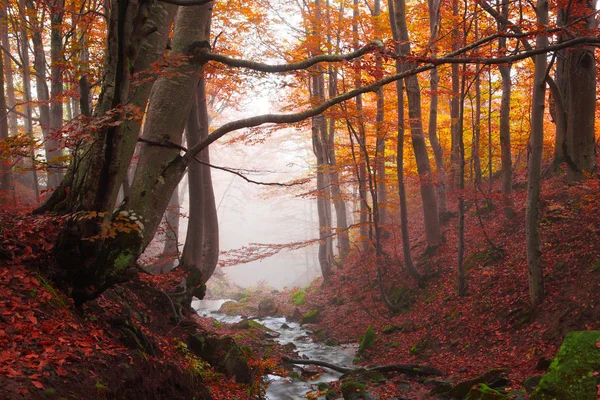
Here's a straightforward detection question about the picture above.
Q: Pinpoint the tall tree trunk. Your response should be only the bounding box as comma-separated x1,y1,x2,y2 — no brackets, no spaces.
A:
181,75,219,291
457,66,466,296
392,0,442,249
17,0,39,200
498,0,515,217
427,0,448,220
526,0,548,307
373,0,387,229
0,30,13,199
353,0,369,251
325,0,350,261
48,0,66,188
388,0,422,284
29,12,54,189
449,0,460,191
472,9,482,187
0,5,17,137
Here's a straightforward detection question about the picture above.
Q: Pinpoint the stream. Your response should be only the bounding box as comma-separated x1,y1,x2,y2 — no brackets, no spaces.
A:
192,299,357,399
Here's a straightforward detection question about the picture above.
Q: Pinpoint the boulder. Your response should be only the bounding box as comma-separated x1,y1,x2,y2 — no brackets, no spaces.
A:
447,369,509,399
188,332,254,384
530,330,600,400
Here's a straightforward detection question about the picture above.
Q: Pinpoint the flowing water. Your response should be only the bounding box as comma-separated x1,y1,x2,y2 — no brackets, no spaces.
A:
192,299,357,399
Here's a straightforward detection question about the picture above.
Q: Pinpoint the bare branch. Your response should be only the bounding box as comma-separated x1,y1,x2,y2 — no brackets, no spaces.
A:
183,35,600,162
202,40,384,73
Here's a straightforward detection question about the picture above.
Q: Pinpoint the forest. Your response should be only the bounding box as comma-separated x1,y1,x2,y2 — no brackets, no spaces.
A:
0,0,599,398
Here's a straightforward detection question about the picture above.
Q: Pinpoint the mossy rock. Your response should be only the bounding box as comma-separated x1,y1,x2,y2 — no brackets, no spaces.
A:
291,289,306,306
233,319,267,330
258,297,277,316
301,309,320,324
358,326,376,354
341,368,386,385
188,333,254,384
465,383,507,400
341,380,370,400
530,330,600,400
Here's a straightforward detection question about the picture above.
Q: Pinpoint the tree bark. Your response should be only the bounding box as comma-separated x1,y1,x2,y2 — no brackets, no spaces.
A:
0,5,17,137
427,0,448,220
181,75,220,291
498,0,515,218
388,0,422,285
0,28,13,199
526,0,548,307
392,0,442,249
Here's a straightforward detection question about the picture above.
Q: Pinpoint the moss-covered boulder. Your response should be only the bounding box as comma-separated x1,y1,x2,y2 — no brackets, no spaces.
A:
530,330,600,400
465,383,507,400
301,309,320,324
341,380,371,400
188,332,254,384
358,326,376,354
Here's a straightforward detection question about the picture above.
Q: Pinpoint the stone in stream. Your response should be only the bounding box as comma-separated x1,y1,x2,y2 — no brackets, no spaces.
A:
258,297,277,316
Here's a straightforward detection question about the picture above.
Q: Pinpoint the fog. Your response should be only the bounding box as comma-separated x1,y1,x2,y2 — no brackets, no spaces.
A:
177,118,324,289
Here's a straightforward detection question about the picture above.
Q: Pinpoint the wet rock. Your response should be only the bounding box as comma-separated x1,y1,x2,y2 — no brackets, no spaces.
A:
425,378,454,395
358,326,376,354
188,332,254,384
280,323,290,329
288,307,303,322
530,330,600,400
258,297,277,316
341,380,372,400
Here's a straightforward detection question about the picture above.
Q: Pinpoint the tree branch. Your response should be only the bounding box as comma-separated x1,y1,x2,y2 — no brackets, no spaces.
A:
183,35,600,162
201,40,384,73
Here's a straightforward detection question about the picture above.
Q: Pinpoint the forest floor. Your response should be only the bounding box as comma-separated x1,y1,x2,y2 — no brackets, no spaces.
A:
1,168,599,400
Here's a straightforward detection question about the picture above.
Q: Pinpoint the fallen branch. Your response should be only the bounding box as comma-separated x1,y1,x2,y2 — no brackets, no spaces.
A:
282,357,443,377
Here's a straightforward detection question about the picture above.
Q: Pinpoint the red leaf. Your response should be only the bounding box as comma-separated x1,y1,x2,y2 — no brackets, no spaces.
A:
31,380,44,389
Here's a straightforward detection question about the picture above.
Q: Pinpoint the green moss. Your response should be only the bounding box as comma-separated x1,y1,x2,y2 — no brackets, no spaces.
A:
382,325,396,334
238,296,249,303
409,336,429,356
301,309,319,324
114,251,133,273
589,260,600,273
530,330,600,400
358,326,376,354
291,289,306,306
465,383,507,400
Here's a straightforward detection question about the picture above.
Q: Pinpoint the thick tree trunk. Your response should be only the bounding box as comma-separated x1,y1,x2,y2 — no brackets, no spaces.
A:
392,0,442,249
457,67,466,296
526,0,548,307
472,8,482,187
181,75,220,290
449,0,460,191
564,0,596,182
